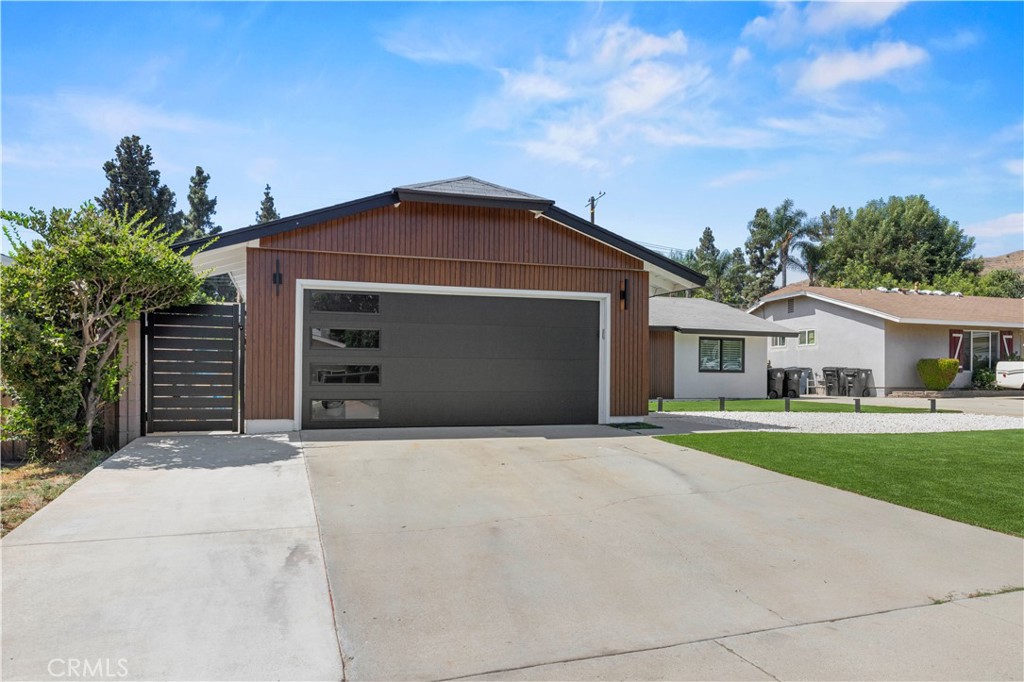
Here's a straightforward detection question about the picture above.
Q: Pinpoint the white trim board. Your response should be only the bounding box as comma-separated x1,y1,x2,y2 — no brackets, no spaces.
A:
293,279,613,431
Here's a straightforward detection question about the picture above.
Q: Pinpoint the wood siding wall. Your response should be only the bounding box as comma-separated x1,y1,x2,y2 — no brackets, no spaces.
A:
247,202,651,420
261,203,643,270
649,330,675,399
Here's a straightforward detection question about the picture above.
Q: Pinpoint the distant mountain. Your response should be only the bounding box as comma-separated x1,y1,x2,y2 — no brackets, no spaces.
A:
981,250,1024,275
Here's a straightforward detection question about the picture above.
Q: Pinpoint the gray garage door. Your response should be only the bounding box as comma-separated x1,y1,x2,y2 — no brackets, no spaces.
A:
301,290,599,428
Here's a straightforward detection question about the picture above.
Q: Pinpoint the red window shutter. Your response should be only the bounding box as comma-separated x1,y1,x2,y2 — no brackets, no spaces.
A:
949,329,965,366
999,331,1014,359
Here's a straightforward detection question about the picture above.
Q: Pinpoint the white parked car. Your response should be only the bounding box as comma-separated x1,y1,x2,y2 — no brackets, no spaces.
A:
995,361,1024,389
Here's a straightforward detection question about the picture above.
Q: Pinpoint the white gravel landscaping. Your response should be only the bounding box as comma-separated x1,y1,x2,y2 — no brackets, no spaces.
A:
654,411,1024,434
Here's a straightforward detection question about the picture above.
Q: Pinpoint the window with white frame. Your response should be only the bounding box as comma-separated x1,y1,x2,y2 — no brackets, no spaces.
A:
969,331,998,371
770,335,787,348
797,329,816,346
699,338,745,372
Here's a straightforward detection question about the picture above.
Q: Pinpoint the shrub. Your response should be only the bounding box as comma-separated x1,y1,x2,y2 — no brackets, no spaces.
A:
1,205,204,459
972,367,996,390
916,358,960,391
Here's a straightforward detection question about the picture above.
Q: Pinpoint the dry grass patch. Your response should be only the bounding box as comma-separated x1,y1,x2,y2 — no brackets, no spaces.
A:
1,451,108,537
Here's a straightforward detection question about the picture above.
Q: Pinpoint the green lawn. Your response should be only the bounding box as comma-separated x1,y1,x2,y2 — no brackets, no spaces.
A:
649,398,956,414
658,430,1024,536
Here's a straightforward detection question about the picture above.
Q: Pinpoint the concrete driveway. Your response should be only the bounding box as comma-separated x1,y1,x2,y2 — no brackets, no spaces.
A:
303,425,1023,681
2,427,1021,681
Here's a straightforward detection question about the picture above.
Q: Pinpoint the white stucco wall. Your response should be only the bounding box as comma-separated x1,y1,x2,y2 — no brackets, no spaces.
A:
759,297,887,390
673,333,768,399
885,323,1022,390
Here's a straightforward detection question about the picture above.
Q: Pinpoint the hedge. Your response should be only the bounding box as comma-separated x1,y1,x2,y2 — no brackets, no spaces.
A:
916,358,960,390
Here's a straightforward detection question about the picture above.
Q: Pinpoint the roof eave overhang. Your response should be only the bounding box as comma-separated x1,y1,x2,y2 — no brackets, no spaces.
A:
179,191,398,254
751,291,1023,328
652,324,798,337
896,318,1024,329
540,206,706,293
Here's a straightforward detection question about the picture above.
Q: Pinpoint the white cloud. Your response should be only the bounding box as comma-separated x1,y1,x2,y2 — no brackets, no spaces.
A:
1003,159,1023,176
730,46,751,68
761,110,886,139
931,29,981,51
796,41,928,93
743,1,907,46
22,92,235,138
805,2,907,34
965,213,1024,238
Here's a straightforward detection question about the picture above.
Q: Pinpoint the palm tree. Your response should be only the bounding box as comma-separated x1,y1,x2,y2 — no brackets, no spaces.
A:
770,199,809,288
793,241,825,285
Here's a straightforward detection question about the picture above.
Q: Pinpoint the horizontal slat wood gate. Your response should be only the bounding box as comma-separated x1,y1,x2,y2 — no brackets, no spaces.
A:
143,303,244,433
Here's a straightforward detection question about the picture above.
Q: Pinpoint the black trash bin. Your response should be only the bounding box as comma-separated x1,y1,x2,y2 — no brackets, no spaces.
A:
822,367,844,396
767,367,787,399
850,368,873,397
841,368,860,397
784,367,804,398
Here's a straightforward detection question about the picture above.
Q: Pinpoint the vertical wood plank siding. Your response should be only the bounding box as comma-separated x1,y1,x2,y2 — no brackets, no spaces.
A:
649,330,675,399
248,202,650,419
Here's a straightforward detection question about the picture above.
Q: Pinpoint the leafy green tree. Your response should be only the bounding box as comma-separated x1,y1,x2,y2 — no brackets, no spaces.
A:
97,135,182,236
743,207,779,304
256,184,280,223
689,227,747,305
183,165,221,241
932,269,1024,298
1,205,203,459
824,195,977,287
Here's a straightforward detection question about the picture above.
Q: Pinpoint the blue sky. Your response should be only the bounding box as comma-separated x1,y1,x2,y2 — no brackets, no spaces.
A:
3,1,1022,259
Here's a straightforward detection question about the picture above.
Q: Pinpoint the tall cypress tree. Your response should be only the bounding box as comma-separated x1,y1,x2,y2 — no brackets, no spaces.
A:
256,184,281,223
743,207,780,304
183,166,220,241
97,135,181,235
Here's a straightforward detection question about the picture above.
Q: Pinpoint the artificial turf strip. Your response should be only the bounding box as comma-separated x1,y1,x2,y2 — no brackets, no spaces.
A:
657,430,1024,537
649,399,957,414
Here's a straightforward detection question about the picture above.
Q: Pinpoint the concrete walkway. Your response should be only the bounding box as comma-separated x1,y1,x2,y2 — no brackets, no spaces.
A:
1,434,342,681
2,428,1021,681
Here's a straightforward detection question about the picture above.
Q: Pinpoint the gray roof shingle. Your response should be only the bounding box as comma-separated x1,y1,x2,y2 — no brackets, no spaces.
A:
650,296,798,337
395,176,552,203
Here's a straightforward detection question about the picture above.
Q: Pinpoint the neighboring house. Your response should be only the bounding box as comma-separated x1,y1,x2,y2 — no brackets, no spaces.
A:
749,285,1024,394
184,177,706,432
649,296,798,399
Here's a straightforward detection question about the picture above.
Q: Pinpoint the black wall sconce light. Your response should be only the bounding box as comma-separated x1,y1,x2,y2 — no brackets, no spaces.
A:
620,278,629,310
273,258,283,296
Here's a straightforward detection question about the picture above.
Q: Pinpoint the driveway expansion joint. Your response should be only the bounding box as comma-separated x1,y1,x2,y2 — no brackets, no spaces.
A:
0,524,319,548
714,639,781,681
431,594,1015,682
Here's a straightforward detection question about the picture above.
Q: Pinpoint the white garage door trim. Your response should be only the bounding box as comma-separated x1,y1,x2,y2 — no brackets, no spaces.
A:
280,279,612,431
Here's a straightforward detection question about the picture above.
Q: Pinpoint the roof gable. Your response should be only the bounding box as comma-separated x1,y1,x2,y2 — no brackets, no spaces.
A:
182,177,707,291
751,284,1024,328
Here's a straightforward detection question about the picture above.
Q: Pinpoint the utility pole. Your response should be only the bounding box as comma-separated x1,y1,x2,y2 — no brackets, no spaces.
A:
586,191,606,224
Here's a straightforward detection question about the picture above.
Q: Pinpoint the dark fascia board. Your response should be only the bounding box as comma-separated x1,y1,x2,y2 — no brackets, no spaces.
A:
182,188,706,288
179,191,398,254
652,325,799,338
395,187,554,212
542,206,707,287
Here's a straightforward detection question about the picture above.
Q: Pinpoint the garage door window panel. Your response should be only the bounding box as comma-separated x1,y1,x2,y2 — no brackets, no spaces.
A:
309,292,380,314
310,364,380,384
311,328,380,350
310,399,381,421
